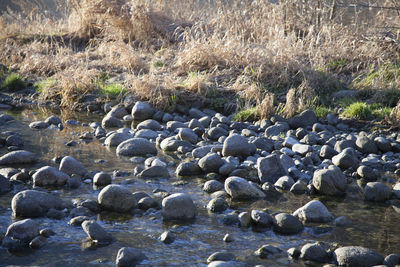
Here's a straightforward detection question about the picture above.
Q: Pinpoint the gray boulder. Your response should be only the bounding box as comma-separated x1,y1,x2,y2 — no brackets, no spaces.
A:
335,139,356,152
178,128,198,144
253,137,274,152
300,242,330,263
116,247,146,267
162,193,197,221
98,185,137,212
320,145,338,159
139,166,169,178
292,144,312,156
312,166,347,196
257,154,287,184
273,213,303,234
288,109,318,129
116,138,157,157
160,137,192,152
135,129,158,139
136,119,162,131
333,246,384,267
374,136,392,152
0,150,36,165
364,182,391,202
29,121,49,129
93,172,112,186
33,166,69,187
176,162,202,176
104,132,132,147
393,183,400,199
59,156,87,177
2,219,39,249
207,127,228,140
265,122,289,137
45,115,62,125
12,190,64,217
81,220,113,244
274,176,295,190
251,210,273,228
222,134,256,157
356,136,378,154
207,197,228,213
203,180,224,193
108,105,128,119
225,176,265,199
332,148,359,170
293,200,334,223
199,153,224,173
101,115,123,128
131,101,154,121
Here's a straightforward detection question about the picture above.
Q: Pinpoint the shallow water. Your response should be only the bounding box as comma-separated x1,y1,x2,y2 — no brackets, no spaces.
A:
0,108,399,266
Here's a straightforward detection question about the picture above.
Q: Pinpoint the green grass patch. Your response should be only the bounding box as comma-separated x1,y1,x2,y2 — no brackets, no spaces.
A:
382,88,400,107
355,63,400,88
99,83,126,98
313,106,331,118
34,78,57,93
232,107,258,121
327,58,348,70
153,60,164,68
341,102,391,120
0,73,25,91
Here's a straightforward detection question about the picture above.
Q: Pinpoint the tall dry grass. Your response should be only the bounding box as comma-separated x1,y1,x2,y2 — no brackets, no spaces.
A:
0,0,399,115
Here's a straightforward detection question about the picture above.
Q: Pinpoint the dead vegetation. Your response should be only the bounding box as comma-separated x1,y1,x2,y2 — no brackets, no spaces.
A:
0,0,400,118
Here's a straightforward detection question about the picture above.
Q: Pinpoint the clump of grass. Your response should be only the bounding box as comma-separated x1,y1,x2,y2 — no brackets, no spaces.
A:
232,107,258,122
313,106,332,118
181,71,212,96
99,84,126,98
0,73,25,91
341,102,391,120
34,77,56,93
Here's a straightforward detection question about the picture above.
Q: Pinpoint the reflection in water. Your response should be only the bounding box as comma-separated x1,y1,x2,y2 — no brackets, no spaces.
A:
0,108,399,266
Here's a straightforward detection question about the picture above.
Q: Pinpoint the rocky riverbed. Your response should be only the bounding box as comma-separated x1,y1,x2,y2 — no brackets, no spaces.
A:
0,101,400,266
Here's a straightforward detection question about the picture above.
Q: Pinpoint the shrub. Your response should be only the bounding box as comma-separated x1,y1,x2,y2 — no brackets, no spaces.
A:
341,102,372,120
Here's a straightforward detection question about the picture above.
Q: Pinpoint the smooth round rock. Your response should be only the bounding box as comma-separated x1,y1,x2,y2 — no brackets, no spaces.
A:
98,185,137,212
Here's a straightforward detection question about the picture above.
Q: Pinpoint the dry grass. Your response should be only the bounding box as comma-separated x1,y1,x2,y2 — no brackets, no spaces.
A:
1,0,400,119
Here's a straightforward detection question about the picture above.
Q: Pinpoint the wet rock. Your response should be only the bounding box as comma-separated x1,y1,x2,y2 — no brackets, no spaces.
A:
131,101,154,121
29,121,49,129
0,114,14,124
116,247,146,267
255,244,282,259
69,216,90,226
333,246,384,267
0,167,18,178
332,148,359,170
257,154,287,184
225,176,265,199
137,197,158,210
101,115,123,128
33,166,69,187
139,166,169,178
159,230,175,244
45,115,62,126
0,150,36,165
312,166,347,196
116,138,157,157
364,182,391,202
176,162,202,176
39,228,55,238
273,213,303,234
12,190,64,217
46,208,65,219
93,172,111,186
29,235,46,249
162,193,197,221
59,156,87,177
334,216,351,227
203,180,224,193
0,175,11,194
356,136,378,154
207,252,235,263
288,109,317,129
393,183,400,199
199,153,224,173
251,210,273,228
274,176,295,190
293,200,334,223
238,212,251,227
207,197,228,213
98,185,137,212
287,247,301,259
222,134,256,157
300,242,330,263
80,199,100,213
81,220,113,244
383,254,399,267
2,219,39,250
104,132,132,147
